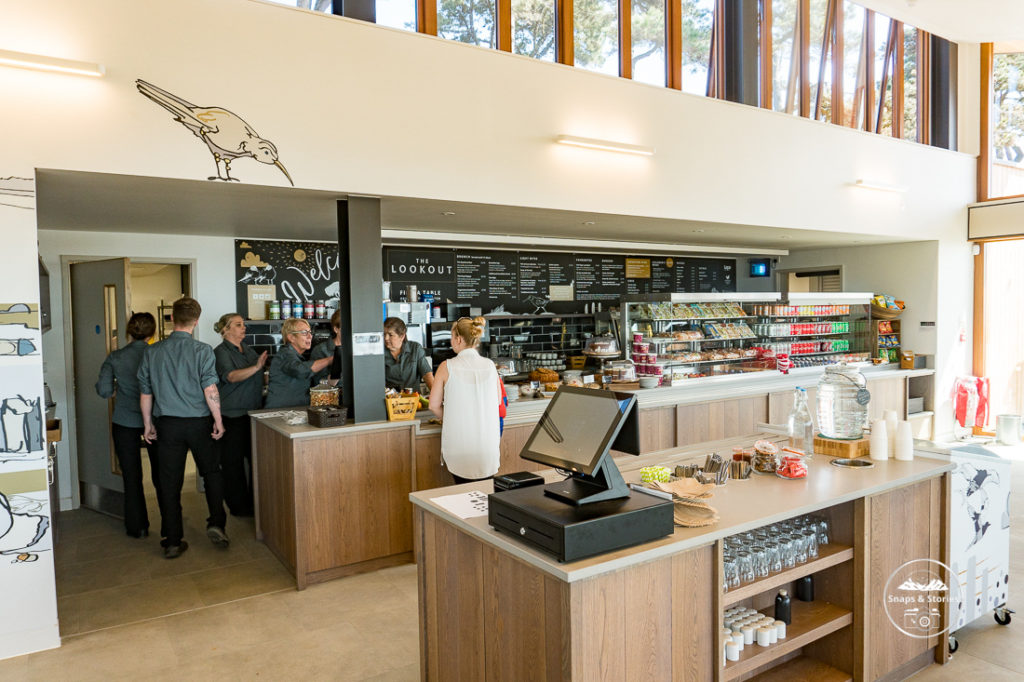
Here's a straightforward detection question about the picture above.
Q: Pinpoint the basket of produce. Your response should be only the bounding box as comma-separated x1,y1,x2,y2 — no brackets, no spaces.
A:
385,394,420,421
307,405,347,428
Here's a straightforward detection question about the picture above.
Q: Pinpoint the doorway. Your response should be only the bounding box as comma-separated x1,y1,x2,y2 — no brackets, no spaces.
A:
777,267,843,293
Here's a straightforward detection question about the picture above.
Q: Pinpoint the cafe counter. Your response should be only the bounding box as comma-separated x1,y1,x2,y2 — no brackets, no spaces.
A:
249,365,932,590
411,438,954,681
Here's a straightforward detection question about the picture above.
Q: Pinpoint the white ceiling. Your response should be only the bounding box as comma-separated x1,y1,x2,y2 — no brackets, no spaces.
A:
34,169,901,254
859,0,1024,44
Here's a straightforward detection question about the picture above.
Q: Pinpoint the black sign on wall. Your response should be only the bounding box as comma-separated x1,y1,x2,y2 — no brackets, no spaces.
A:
235,239,341,314
385,249,457,303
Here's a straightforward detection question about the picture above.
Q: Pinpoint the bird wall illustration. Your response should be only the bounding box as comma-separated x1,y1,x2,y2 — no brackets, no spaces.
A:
136,79,293,186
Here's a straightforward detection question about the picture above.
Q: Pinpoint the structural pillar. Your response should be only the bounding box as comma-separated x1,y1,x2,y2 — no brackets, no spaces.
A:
337,197,386,423
930,36,958,151
722,0,760,106
333,0,375,23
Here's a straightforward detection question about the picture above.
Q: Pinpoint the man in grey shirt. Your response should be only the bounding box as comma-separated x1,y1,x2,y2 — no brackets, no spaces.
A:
139,297,228,559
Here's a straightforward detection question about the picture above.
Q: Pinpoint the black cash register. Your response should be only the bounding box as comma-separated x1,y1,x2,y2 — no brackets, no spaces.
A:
488,386,673,562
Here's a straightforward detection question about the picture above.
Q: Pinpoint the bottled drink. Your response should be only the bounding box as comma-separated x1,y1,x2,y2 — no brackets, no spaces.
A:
787,387,815,459
774,589,792,625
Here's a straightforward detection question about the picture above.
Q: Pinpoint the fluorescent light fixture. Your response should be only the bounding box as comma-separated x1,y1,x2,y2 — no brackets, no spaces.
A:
556,135,654,156
381,230,788,256
0,48,105,77
849,178,907,193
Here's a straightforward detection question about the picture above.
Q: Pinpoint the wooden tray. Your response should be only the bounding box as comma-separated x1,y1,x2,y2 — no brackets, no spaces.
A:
814,435,871,459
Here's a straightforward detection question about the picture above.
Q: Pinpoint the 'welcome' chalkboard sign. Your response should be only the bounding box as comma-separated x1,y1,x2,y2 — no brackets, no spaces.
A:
235,239,341,314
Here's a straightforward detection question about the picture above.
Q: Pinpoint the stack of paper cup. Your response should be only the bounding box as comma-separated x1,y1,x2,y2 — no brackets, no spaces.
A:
870,420,889,461
894,420,914,460
884,410,899,459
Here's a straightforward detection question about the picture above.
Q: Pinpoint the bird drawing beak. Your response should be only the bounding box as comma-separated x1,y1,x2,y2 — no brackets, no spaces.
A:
275,160,294,187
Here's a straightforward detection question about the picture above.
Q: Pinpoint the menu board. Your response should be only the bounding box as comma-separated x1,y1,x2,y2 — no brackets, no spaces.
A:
678,257,736,293
455,252,518,310
385,249,457,303
575,255,625,301
234,239,341,314
379,247,737,312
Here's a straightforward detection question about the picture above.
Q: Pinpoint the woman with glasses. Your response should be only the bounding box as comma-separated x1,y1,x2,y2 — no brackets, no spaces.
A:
428,317,501,484
265,318,333,408
383,316,434,392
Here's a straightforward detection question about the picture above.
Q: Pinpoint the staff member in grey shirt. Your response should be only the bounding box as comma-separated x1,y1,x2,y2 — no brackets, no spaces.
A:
139,297,228,559
95,312,164,539
383,317,434,392
265,318,333,408
213,313,267,517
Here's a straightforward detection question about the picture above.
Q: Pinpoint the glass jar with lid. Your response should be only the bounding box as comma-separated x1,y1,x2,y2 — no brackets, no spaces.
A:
816,363,869,439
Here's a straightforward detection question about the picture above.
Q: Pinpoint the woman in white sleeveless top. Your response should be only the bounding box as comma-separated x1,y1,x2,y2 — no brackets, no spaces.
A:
428,317,502,484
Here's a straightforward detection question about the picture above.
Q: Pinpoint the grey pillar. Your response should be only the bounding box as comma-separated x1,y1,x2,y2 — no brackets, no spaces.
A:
722,0,760,106
332,0,375,23
338,197,386,423
930,36,958,151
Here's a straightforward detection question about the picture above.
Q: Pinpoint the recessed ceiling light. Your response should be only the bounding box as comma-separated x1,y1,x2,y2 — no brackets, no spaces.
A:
441,211,456,216
582,221,596,225
779,236,791,240
692,229,705,233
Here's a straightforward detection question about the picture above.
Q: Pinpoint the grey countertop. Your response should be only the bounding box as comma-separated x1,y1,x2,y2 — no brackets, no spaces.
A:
409,436,953,583
250,366,931,440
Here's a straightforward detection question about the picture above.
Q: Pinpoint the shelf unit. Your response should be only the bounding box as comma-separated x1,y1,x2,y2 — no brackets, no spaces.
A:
723,600,853,680
722,543,854,606
872,318,901,363
719,499,857,681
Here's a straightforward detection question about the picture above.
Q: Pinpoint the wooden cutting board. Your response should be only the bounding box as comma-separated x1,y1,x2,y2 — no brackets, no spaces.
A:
813,435,871,459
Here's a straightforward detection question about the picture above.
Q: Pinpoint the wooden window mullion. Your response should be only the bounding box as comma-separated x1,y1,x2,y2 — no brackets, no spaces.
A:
813,0,834,120
832,0,843,125
973,242,985,377
918,29,931,145
864,10,874,132
666,0,682,89
893,21,904,138
979,43,993,201
799,0,810,117
557,0,574,65
497,0,512,51
760,0,773,108
620,0,632,78
417,0,438,35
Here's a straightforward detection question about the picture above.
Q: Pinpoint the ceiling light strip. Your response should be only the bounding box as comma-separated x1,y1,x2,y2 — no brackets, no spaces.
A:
555,135,655,156
0,48,105,77
381,230,789,256
848,179,907,193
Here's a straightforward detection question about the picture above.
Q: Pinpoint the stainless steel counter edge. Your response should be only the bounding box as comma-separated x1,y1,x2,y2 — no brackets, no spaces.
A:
409,454,952,584
250,366,931,440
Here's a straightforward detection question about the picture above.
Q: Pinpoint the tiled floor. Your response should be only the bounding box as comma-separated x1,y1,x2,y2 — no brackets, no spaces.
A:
3,453,1024,680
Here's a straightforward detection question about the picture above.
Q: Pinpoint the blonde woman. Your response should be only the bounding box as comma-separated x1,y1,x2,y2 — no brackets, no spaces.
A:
213,313,267,516
428,317,502,484
265,318,333,408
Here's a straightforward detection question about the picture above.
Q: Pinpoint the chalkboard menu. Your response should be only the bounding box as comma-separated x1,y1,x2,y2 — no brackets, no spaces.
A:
383,248,736,313
234,239,341,314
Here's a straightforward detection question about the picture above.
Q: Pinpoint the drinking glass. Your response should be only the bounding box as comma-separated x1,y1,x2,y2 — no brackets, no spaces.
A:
779,537,797,569
816,517,831,546
751,545,770,579
802,527,819,558
765,542,783,573
724,555,740,591
792,533,808,564
737,551,755,584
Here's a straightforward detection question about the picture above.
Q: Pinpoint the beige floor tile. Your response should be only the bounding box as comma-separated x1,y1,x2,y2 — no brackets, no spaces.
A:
59,572,206,635
364,663,420,682
188,557,294,606
56,545,160,597
911,652,1024,680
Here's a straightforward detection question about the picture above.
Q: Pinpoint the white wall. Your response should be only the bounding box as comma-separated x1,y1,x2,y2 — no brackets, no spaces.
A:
0,205,60,657
779,240,973,438
37,230,236,511
129,264,185,326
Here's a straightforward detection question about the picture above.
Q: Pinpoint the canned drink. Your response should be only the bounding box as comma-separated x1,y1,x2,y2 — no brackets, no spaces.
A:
281,300,292,318
315,300,326,319
268,300,281,320
304,301,315,319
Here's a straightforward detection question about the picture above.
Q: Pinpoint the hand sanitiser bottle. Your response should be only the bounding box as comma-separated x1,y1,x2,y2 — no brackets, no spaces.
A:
787,387,815,459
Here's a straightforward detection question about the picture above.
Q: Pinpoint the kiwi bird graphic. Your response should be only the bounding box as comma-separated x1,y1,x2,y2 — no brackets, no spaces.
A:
136,79,293,186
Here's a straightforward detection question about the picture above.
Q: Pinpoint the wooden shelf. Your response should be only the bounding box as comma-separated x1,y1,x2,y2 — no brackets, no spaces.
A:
723,543,853,606
723,601,853,681
747,655,851,682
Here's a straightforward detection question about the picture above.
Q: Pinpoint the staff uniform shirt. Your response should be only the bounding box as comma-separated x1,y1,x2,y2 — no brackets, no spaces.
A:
310,338,337,385
137,331,218,418
95,339,149,428
265,345,316,408
214,340,264,418
384,340,431,391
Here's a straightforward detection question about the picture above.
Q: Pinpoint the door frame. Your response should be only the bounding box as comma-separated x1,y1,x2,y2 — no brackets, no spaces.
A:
773,264,845,293
60,256,195,510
